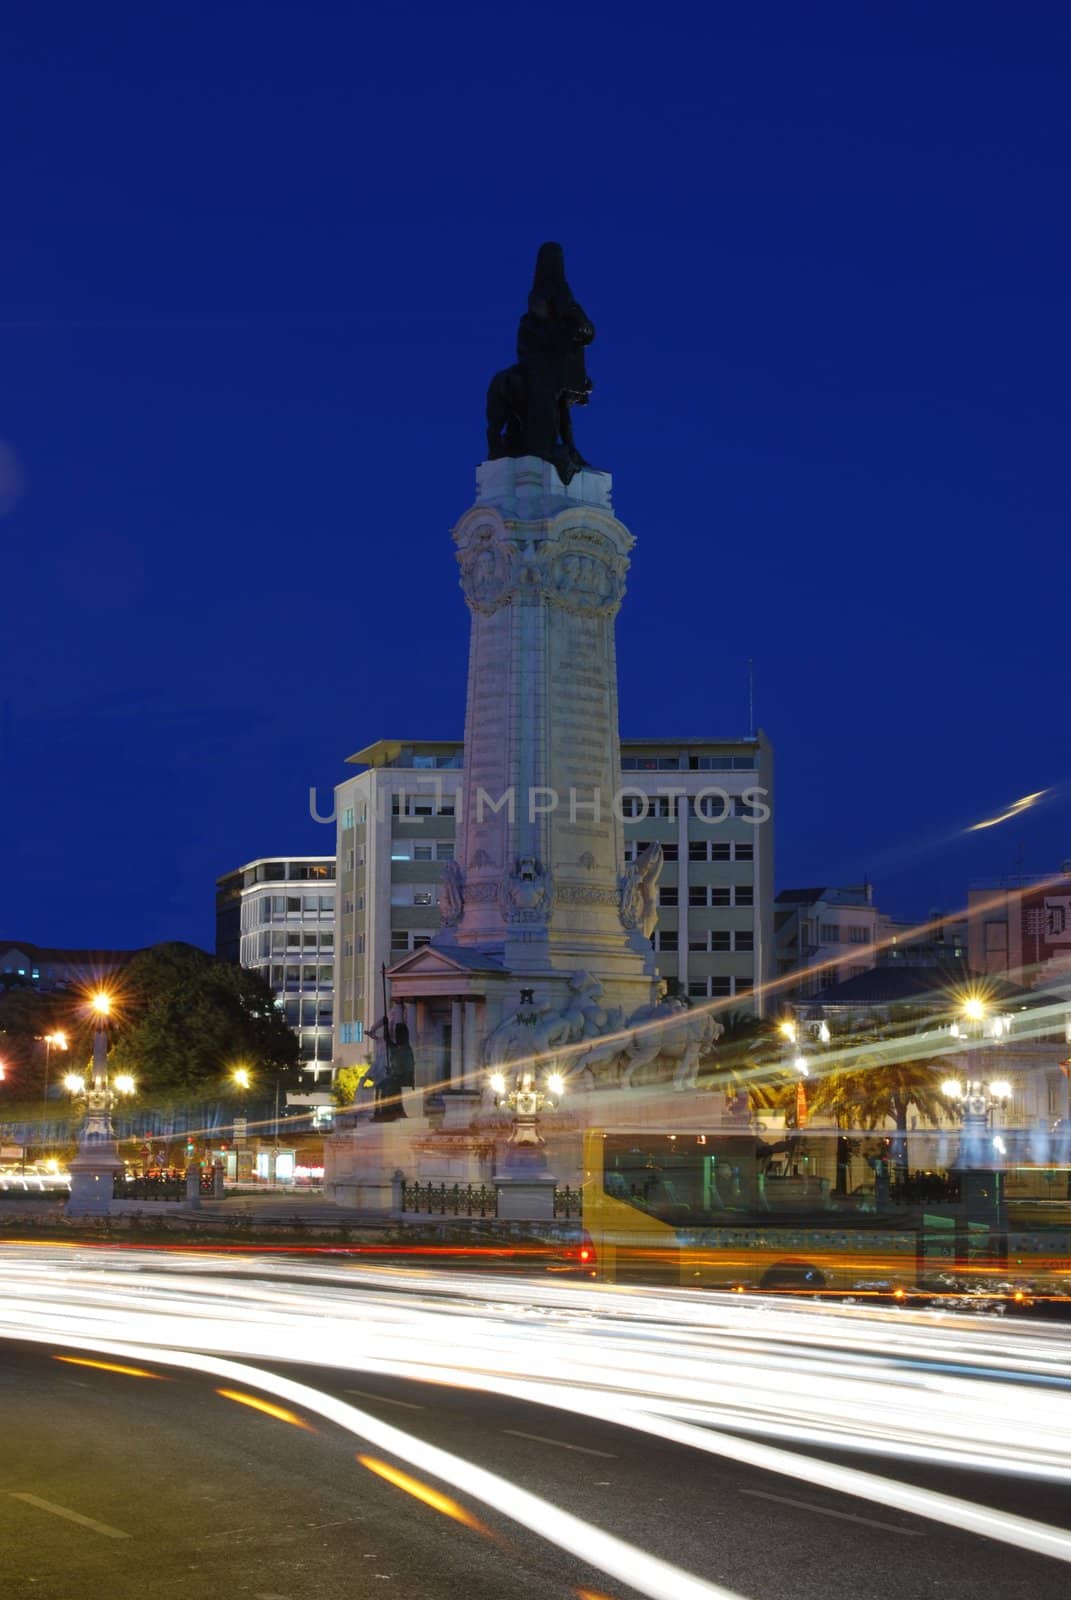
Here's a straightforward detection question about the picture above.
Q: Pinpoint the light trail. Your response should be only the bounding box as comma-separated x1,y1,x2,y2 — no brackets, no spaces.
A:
3,1247,1071,1586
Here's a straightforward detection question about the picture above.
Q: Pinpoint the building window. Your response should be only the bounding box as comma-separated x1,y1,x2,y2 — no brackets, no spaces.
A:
735,886,754,907
390,932,409,951
710,887,731,906
688,841,707,862
658,931,678,951
735,978,753,994
688,936,708,952
688,980,709,999
846,925,870,944
413,891,434,906
412,935,432,948
414,844,433,861
437,842,454,860
820,923,839,943
735,931,754,952
689,886,707,907
659,887,678,906
710,978,732,997
341,807,355,830
735,841,754,861
711,843,731,861
710,930,731,951
662,843,678,861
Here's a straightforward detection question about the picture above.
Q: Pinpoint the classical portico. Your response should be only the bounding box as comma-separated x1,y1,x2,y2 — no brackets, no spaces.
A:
386,943,502,1100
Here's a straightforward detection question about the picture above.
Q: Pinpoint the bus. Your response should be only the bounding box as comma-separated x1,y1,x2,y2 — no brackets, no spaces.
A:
580,1123,1071,1305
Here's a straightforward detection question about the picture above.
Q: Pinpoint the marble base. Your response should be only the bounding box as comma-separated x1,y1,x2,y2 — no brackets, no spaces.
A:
66,1143,123,1217
493,1174,557,1221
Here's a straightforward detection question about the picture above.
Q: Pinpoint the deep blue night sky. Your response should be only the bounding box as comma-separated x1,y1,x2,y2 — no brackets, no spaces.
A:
2,4,1069,952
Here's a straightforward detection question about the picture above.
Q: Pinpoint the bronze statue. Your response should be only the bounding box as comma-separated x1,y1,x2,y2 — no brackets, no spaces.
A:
486,242,595,484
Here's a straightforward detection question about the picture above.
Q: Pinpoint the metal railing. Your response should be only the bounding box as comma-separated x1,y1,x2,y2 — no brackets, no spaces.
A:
402,1181,497,1217
400,1179,583,1220
114,1175,187,1201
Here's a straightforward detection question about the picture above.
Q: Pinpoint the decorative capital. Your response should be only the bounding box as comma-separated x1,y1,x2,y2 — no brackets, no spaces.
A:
501,856,553,924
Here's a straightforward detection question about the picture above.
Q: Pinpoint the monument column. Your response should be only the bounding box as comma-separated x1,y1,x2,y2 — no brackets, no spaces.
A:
445,458,657,1008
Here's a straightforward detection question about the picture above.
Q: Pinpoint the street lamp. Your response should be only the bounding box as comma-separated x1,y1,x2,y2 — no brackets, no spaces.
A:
64,995,134,1217
942,997,1014,1226
487,990,568,1218
41,1031,68,1120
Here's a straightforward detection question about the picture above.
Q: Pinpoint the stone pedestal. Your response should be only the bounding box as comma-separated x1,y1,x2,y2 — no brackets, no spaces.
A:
494,1174,557,1221
67,1142,123,1217
324,1115,427,1211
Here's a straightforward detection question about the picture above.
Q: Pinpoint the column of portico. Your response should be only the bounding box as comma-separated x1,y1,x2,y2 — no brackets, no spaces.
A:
463,999,479,1090
450,999,464,1089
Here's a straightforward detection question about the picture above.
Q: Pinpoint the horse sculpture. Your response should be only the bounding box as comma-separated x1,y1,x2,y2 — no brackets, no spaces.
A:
575,992,725,1091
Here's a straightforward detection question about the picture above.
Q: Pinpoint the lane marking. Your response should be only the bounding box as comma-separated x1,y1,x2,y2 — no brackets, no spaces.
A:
359,1454,492,1535
503,1429,617,1459
11,1492,131,1539
215,1388,312,1429
54,1355,163,1380
740,1488,924,1535
345,1387,425,1411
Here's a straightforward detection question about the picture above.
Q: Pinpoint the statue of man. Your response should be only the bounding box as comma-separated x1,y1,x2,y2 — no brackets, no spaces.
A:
486,242,595,483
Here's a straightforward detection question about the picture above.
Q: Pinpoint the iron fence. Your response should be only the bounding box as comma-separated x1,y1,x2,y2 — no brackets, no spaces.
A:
402,1181,497,1217
113,1175,186,1202
553,1186,583,1219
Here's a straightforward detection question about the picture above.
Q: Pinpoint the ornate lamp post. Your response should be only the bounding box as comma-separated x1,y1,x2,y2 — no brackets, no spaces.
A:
941,996,1013,1226
65,993,135,1216
488,990,566,1220
41,1031,68,1113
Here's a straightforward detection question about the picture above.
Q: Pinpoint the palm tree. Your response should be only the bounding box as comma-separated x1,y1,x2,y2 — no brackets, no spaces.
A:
808,1052,947,1188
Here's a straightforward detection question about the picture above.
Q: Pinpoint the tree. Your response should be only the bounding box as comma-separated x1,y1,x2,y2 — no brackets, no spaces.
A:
0,987,81,1100
333,1063,373,1107
694,1011,797,1124
807,1025,948,1187
106,942,299,1098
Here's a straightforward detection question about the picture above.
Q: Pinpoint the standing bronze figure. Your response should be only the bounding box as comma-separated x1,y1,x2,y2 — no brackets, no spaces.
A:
486,242,595,484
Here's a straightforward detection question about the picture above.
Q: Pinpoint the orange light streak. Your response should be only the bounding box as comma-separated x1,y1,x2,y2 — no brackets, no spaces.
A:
55,1355,165,1379
216,1387,313,1428
358,1454,491,1534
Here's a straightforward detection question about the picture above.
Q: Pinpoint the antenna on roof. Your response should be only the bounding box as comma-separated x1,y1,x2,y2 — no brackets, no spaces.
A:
747,658,755,739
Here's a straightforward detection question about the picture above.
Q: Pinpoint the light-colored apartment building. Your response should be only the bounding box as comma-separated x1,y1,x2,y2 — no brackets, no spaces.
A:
215,855,336,1084
774,884,880,999
332,734,774,1075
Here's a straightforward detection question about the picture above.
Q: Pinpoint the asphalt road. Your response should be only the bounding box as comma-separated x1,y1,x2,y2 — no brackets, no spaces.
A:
2,1335,1069,1600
